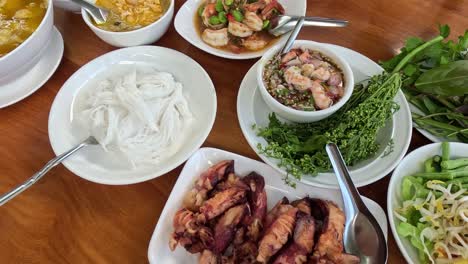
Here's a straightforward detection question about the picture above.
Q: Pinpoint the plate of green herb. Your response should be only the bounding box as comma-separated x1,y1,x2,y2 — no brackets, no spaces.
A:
381,25,468,143
237,42,412,188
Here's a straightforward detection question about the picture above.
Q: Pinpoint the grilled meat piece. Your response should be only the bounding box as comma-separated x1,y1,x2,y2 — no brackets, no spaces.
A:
265,197,292,229
211,173,249,196
242,172,267,241
199,187,247,223
257,207,298,263
213,204,249,254
184,160,235,211
310,200,360,264
272,214,316,264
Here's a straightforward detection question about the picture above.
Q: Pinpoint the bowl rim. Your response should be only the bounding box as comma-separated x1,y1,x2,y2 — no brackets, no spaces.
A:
256,40,355,117
0,0,53,62
81,0,174,35
387,142,468,264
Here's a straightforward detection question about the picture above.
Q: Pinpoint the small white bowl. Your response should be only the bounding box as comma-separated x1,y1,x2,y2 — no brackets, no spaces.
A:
387,142,468,264
81,0,174,47
53,0,81,13
0,0,54,85
256,40,354,123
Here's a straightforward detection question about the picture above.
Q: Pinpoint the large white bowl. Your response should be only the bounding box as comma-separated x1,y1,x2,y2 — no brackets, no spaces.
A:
48,46,217,185
387,142,468,264
257,40,354,123
81,0,174,47
53,0,81,13
0,0,54,85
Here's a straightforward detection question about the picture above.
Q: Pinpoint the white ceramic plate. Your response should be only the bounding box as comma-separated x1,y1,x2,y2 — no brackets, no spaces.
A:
174,0,307,60
387,142,468,264
0,27,64,108
148,147,388,263
237,42,412,188
48,46,217,185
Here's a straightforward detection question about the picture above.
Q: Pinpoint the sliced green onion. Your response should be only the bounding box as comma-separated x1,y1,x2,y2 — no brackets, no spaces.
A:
232,10,244,22
218,11,227,23
215,0,224,12
209,16,221,25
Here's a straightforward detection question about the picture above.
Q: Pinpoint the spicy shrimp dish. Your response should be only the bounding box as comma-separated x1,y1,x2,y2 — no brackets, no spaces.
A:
195,0,285,53
263,48,345,111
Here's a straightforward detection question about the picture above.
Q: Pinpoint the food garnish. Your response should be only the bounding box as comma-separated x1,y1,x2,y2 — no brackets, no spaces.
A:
76,69,193,167
257,25,450,186
94,0,168,32
169,160,359,264
0,0,47,57
263,48,345,111
381,24,468,142
196,0,285,53
394,142,468,263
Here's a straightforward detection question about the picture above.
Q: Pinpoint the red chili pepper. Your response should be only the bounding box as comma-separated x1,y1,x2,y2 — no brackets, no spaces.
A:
227,13,235,22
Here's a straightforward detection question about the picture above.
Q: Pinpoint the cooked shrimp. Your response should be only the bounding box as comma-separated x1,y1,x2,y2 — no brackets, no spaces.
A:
311,81,332,110
243,34,268,50
310,67,331,81
244,0,266,12
202,28,228,47
281,51,297,64
243,11,263,31
228,20,253,37
284,66,313,91
301,64,315,77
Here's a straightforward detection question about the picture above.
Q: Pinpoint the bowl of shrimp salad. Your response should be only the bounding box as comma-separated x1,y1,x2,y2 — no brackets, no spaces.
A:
257,40,354,123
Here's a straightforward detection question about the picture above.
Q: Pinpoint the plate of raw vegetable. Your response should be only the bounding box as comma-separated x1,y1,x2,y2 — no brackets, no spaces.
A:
381,25,468,143
237,41,414,188
388,142,468,264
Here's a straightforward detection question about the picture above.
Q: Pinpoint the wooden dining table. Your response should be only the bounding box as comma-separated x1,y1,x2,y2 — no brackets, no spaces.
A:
1,0,467,263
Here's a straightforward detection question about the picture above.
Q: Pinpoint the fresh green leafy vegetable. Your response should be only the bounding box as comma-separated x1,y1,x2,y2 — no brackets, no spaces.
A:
415,60,468,96
381,24,468,142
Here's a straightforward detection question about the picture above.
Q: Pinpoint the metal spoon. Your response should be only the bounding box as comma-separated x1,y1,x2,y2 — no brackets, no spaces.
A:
70,0,109,24
269,15,348,37
325,143,388,264
278,16,305,55
0,136,99,206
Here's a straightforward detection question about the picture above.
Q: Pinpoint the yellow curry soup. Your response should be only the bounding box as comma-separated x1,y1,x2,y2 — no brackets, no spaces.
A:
0,0,47,57
95,0,169,32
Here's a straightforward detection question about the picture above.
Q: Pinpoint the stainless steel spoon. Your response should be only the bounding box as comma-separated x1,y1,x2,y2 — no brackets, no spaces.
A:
70,0,109,24
278,16,305,55
0,136,99,206
325,143,388,264
269,15,348,37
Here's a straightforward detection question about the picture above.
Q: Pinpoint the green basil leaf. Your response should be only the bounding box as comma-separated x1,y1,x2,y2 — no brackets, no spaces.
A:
405,37,424,51
415,60,468,96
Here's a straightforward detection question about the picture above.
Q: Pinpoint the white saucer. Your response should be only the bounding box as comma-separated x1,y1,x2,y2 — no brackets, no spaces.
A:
174,0,306,60
48,46,217,185
0,27,64,108
237,43,413,188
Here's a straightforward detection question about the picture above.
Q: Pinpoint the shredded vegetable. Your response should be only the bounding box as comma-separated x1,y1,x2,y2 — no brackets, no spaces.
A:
395,143,468,263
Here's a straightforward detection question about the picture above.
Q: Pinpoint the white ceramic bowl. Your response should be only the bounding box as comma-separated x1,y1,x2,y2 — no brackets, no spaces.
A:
53,0,81,13
257,40,354,123
387,142,468,264
81,0,174,47
0,0,54,85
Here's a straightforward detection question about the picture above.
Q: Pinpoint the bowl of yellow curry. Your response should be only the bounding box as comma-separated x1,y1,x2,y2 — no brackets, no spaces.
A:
0,0,53,84
82,0,174,47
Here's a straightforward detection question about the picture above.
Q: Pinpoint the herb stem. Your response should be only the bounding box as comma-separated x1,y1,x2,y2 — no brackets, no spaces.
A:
392,35,445,73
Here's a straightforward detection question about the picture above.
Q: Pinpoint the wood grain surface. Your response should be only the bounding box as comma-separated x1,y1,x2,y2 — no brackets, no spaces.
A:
1,0,467,263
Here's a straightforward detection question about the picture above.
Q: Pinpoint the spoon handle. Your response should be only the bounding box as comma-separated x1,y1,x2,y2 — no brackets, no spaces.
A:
303,17,348,27
325,143,368,219
279,16,305,54
0,139,91,206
